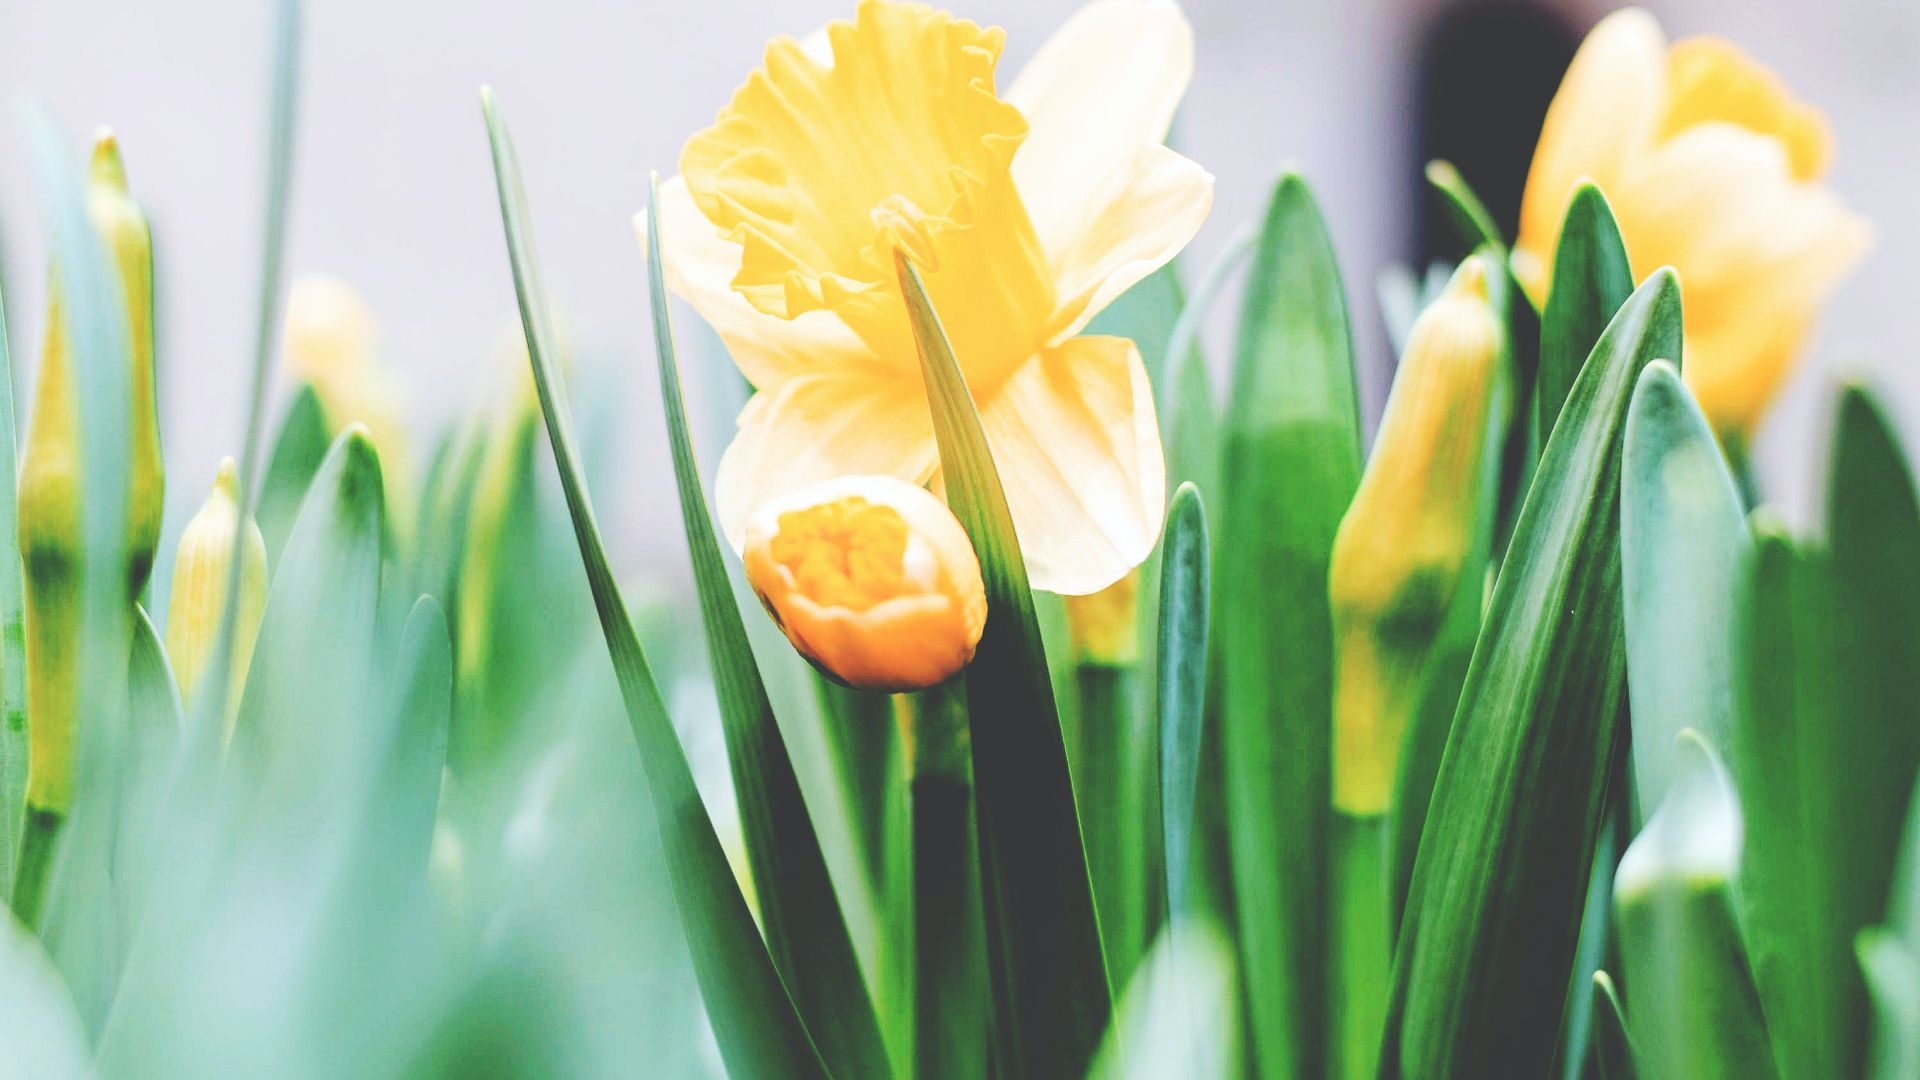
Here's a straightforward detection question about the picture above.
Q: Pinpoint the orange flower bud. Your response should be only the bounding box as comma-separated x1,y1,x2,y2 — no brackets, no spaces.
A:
743,475,986,692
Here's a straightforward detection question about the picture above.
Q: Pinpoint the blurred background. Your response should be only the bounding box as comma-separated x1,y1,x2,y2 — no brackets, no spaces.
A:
1,0,1916,556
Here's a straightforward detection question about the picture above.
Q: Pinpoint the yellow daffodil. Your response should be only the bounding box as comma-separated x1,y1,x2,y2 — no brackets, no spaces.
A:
284,275,416,532
1513,8,1870,439
650,0,1210,595
1330,257,1502,815
743,474,986,692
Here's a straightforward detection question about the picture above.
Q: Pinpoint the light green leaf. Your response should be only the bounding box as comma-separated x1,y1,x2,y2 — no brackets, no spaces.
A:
256,385,333,567
646,182,890,1080
897,249,1112,1078
1086,262,1185,401
1621,362,1746,819
1216,171,1362,1080
0,276,24,900
1087,917,1238,1080
0,911,90,1077
1858,929,1920,1080
1382,270,1682,1078
481,86,827,1080
1156,483,1210,924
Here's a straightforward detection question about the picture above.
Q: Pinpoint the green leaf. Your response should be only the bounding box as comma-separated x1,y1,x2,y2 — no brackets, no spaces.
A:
1164,225,1253,501
1425,161,1502,253
481,86,827,1080
1612,736,1775,1080
1591,972,1638,1080
1537,184,1634,461
1086,262,1185,400
1858,930,1920,1080
1621,362,1746,819
646,182,890,1080
0,274,25,899
1087,918,1239,1080
115,605,181,917
1381,269,1682,1078
256,385,333,566
1216,171,1362,1080
897,250,1112,1078
374,596,452,877
1156,483,1210,924
1733,385,1920,1080
0,910,91,1076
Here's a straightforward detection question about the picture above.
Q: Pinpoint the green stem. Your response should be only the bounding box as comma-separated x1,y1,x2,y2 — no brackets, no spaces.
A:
1076,662,1160,985
908,681,988,1080
1331,810,1391,1080
10,804,60,928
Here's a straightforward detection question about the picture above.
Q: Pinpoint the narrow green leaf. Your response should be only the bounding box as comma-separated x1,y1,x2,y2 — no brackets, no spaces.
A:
375,596,451,877
115,605,181,918
1163,225,1253,500
0,275,26,899
1858,930,1920,1080
1537,184,1633,460
897,250,1112,1078
647,182,889,1080
1156,483,1210,923
1613,736,1775,1079
1425,161,1502,252
1381,270,1682,1078
256,385,334,566
481,87,827,1080
1217,172,1362,1080
1621,362,1746,819
1591,972,1638,1080
909,682,988,1080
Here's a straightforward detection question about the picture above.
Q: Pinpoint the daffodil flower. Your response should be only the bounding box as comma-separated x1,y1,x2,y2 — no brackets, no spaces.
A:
1514,8,1870,439
743,474,987,692
650,0,1211,595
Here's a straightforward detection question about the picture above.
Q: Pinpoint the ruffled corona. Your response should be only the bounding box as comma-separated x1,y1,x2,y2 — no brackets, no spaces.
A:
743,475,986,692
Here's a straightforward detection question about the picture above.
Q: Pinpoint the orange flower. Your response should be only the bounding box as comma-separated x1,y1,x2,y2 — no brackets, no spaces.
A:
743,475,986,691
1514,9,1870,438
650,0,1209,594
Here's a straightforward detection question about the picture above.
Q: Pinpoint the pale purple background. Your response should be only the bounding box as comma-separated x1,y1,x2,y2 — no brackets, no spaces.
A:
2,0,1916,564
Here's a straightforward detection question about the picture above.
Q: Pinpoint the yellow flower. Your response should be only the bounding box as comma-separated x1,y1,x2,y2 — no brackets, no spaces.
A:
1513,8,1870,439
165,457,269,732
743,475,986,692
1329,257,1502,815
651,0,1210,595
283,275,415,533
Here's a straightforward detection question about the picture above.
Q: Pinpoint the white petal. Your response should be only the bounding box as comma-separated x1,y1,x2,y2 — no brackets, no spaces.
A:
1046,142,1213,343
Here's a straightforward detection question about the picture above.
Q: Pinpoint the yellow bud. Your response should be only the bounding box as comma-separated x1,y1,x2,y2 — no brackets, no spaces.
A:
1329,256,1502,815
165,458,269,732
1064,571,1139,667
743,475,986,693
283,275,414,538
16,129,166,814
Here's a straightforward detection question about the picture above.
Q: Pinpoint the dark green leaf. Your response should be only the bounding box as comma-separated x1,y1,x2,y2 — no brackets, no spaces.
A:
1425,161,1502,253
647,183,889,1080
1537,184,1633,462
1381,270,1682,1078
1217,172,1362,1080
897,251,1112,1079
481,86,827,1080
1592,972,1638,1080
1157,483,1210,923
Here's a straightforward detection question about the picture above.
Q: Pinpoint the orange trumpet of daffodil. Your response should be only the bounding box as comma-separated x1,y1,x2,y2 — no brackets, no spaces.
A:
1513,8,1870,441
648,0,1211,595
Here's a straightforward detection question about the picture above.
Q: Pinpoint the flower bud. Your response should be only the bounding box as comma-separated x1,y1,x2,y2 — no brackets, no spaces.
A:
743,475,986,692
16,130,166,815
165,458,269,731
1329,256,1502,815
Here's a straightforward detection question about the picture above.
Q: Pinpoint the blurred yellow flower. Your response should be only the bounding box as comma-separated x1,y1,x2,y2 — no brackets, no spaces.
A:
651,0,1210,595
284,275,415,531
1330,257,1501,815
1513,8,1870,439
743,474,986,692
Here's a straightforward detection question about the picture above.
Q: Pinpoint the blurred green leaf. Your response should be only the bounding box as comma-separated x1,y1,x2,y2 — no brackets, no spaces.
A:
1592,972,1638,1080
0,279,24,900
115,604,180,920
1087,262,1185,401
482,86,827,1080
1425,161,1501,253
1734,385,1920,1080
256,385,333,566
1621,362,1745,819
1858,929,1920,1080
1613,736,1774,1079
897,250,1112,1078
1537,184,1633,457
1217,171,1361,1080
0,910,90,1076
1088,917,1238,1080
1382,270,1681,1078
1157,483,1209,926
646,185,890,1080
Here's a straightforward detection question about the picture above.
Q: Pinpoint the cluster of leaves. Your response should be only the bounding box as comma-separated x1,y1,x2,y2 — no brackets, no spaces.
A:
3,6,1916,1080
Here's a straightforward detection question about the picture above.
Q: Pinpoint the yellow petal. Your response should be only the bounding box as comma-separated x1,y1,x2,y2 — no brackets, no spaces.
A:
1045,143,1214,343
1661,37,1832,181
681,0,1053,390
972,335,1164,595
742,474,986,692
645,176,872,391
1611,122,1870,433
1005,0,1194,267
1514,8,1666,302
714,373,938,554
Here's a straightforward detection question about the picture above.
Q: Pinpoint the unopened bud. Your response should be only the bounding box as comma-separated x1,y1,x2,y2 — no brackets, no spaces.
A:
166,458,269,731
